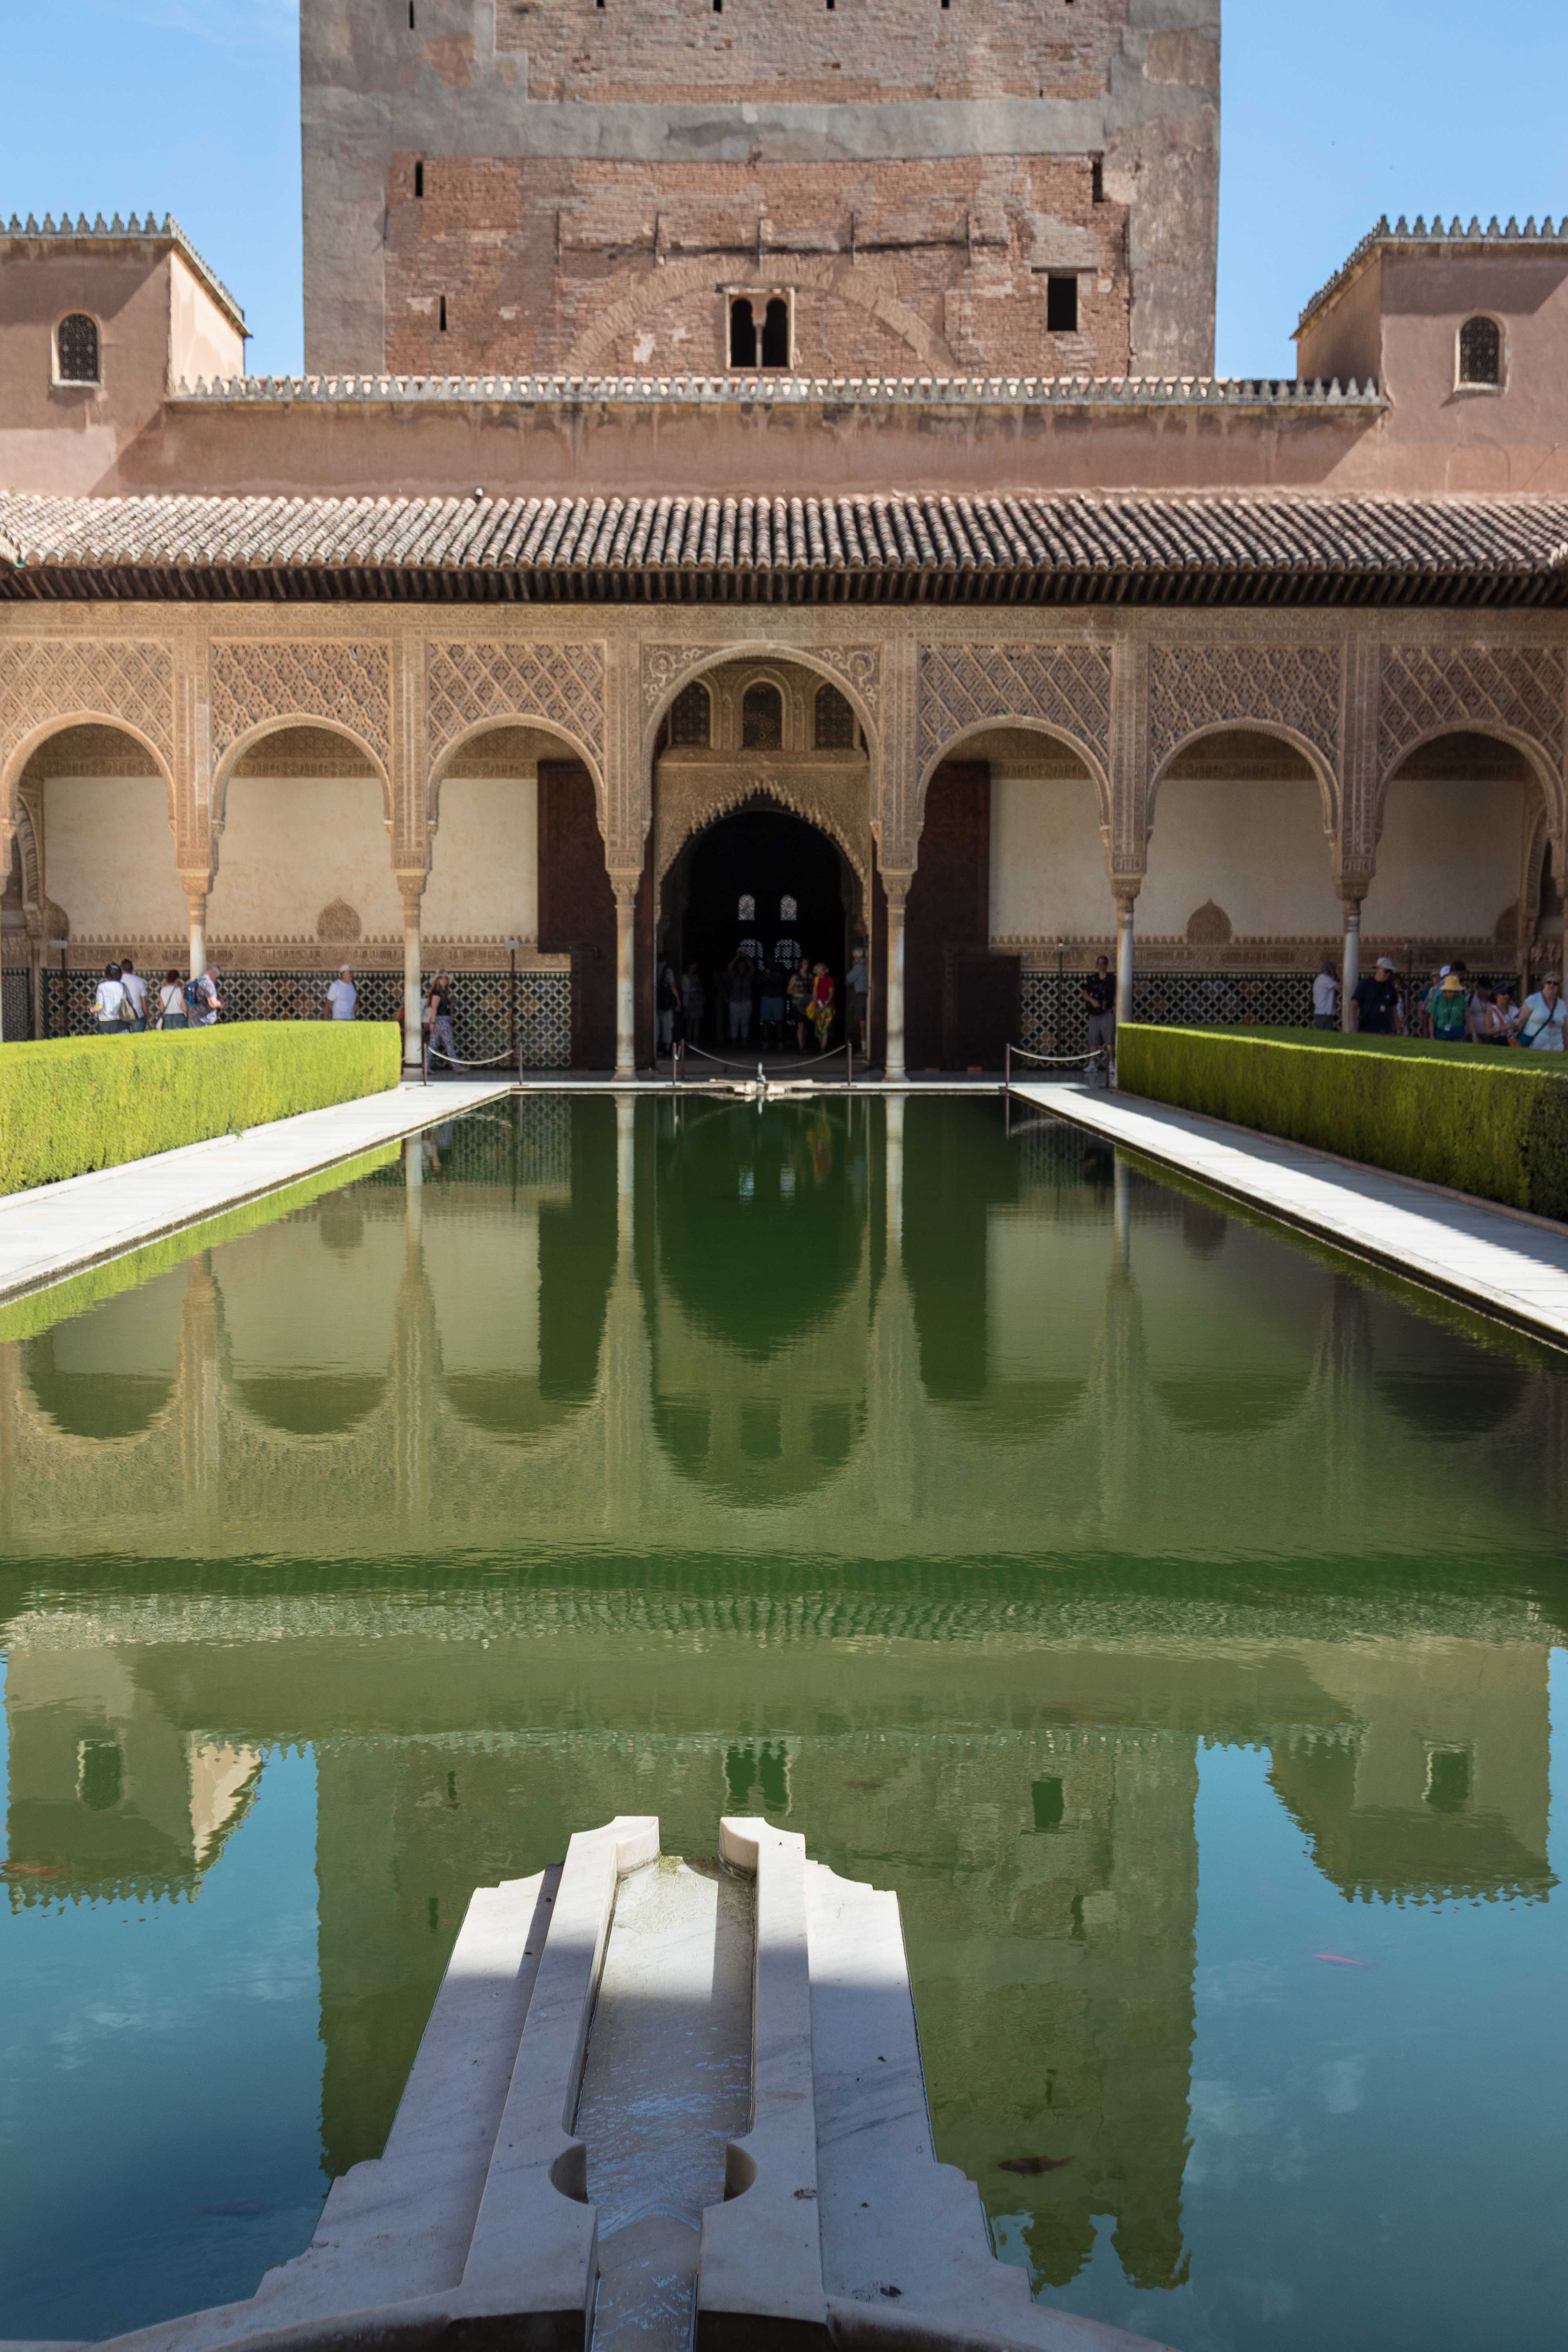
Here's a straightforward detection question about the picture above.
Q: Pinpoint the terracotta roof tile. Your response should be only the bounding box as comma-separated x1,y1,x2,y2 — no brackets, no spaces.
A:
1,489,1565,608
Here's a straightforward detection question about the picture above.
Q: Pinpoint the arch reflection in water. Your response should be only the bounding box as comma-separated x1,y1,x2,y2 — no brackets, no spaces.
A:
2,1097,1567,2352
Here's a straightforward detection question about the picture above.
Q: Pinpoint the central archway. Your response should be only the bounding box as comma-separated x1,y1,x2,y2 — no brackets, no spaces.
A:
658,802,857,1051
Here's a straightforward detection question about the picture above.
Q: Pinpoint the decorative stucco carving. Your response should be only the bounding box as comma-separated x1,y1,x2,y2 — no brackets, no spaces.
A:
641,643,727,717
917,643,1113,772
426,642,605,767
1147,643,1342,774
0,639,174,789
316,898,363,942
808,644,882,729
1185,898,1233,946
652,761,872,894
212,641,391,770
1378,644,1566,783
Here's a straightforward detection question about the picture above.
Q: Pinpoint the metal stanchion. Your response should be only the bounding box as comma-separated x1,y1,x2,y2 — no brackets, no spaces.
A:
846,1038,853,1090
1005,1041,1011,1090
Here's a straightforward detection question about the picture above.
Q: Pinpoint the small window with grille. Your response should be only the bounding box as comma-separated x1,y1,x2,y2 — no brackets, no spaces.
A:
780,895,798,921
775,938,802,967
1457,315,1503,388
814,683,857,750
669,680,711,746
738,893,756,921
742,682,784,749
737,936,764,964
56,312,100,384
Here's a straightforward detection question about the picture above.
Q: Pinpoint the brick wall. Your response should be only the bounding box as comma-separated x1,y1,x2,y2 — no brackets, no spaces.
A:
385,154,1129,377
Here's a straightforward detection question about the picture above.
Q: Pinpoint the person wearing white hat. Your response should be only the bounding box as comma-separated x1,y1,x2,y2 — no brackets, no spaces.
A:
1351,955,1402,1035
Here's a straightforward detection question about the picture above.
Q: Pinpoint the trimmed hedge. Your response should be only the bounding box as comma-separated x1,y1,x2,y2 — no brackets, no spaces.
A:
0,1021,401,1195
1116,1023,1568,1218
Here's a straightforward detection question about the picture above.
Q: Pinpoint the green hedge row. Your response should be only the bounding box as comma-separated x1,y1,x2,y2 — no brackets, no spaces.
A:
1116,1023,1568,1217
0,1022,401,1196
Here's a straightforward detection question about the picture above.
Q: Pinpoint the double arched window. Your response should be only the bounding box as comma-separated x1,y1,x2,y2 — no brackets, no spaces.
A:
1457,314,1503,389
729,294,790,369
56,312,100,384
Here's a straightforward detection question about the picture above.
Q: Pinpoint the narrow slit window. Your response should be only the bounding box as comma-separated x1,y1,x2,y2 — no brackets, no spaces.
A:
729,296,756,367
1091,155,1104,204
438,294,448,332
1458,314,1502,387
409,2,416,25
56,312,99,383
414,160,424,198
1046,273,1078,332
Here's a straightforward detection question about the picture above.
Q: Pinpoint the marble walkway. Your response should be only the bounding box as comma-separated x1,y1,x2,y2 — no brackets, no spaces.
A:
1016,1078,1568,1350
0,1076,511,1307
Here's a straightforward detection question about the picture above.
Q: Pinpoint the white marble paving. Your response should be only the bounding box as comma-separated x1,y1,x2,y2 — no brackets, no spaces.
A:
1016,1080,1568,1348
0,1078,512,1308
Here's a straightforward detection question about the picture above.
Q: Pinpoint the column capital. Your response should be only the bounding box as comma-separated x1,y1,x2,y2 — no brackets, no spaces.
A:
396,869,427,914
880,869,914,912
608,871,642,909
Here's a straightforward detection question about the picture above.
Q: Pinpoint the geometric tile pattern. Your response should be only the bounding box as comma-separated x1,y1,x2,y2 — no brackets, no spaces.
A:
1377,644,1565,783
427,642,604,764
211,640,392,768
1147,643,1342,773
918,642,1112,770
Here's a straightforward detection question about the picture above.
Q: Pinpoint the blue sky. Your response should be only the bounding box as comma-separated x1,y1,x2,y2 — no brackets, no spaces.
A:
4,0,1564,379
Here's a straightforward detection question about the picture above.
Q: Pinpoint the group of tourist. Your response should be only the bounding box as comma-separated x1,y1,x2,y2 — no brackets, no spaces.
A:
658,948,869,1059
92,958,221,1035
1316,956,1568,1048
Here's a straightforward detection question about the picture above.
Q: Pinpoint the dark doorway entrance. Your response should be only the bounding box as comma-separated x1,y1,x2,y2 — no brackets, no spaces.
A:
660,803,854,1049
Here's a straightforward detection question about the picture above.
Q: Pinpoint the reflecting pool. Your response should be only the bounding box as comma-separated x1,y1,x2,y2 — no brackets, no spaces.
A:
2,1095,1565,2352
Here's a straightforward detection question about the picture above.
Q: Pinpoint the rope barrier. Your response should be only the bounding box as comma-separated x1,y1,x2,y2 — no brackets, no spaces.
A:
676,1038,850,1076
425,1042,521,1071
1008,1043,1106,1068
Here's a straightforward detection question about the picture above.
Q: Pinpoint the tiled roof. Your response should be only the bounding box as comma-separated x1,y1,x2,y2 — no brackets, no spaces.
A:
2,209,246,332
1297,211,1568,333
172,371,1380,410
1,489,1565,607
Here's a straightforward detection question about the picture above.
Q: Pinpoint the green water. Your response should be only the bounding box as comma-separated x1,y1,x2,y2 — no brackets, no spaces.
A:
1,1094,1565,2352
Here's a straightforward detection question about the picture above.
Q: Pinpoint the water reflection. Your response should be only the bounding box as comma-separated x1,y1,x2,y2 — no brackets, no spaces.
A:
0,1095,1564,2348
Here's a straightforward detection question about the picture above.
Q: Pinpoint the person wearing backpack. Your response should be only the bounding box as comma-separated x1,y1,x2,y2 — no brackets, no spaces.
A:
186,964,222,1026
93,961,131,1036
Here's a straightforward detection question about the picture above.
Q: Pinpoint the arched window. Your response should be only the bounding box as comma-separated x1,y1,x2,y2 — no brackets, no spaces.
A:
669,680,711,747
814,684,856,750
738,893,756,921
780,895,798,921
57,312,99,383
1458,315,1502,387
729,297,756,368
774,937,802,968
742,682,783,750
760,295,790,368
737,936,764,965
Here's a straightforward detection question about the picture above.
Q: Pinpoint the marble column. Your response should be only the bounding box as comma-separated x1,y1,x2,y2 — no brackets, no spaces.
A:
885,1090,905,1259
1341,898,1362,1032
399,877,425,1072
883,877,910,1082
1114,895,1136,1034
613,881,638,1079
186,889,207,983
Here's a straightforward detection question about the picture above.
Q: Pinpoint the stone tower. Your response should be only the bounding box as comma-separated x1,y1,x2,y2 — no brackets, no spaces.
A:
300,0,1220,381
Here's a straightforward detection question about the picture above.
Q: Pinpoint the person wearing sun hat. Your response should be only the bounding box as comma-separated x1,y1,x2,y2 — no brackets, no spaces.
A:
1351,954,1402,1035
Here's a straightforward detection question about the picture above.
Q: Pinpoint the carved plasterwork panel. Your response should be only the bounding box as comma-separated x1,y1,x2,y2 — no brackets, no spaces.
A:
427,642,605,767
808,645,881,730
212,642,391,770
641,643,727,719
1147,644,1342,774
0,639,174,788
652,760,873,894
917,644,1113,772
1378,645,1566,784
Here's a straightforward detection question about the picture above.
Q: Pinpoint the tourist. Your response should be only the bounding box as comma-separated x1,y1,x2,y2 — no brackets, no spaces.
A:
656,961,680,1054
847,945,869,1054
1430,966,1470,1044
1082,955,1116,1075
326,964,358,1019
787,961,812,1049
428,973,456,1068
118,958,147,1032
1311,959,1339,1030
158,968,188,1029
93,960,130,1035
681,963,705,1042
726,952,754,1045
1350,955,1401,1035
810,962,836,1050
1519,972,1567,1050
1471,986,1509,1045
188,963,223,1025
758,957,788,1049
